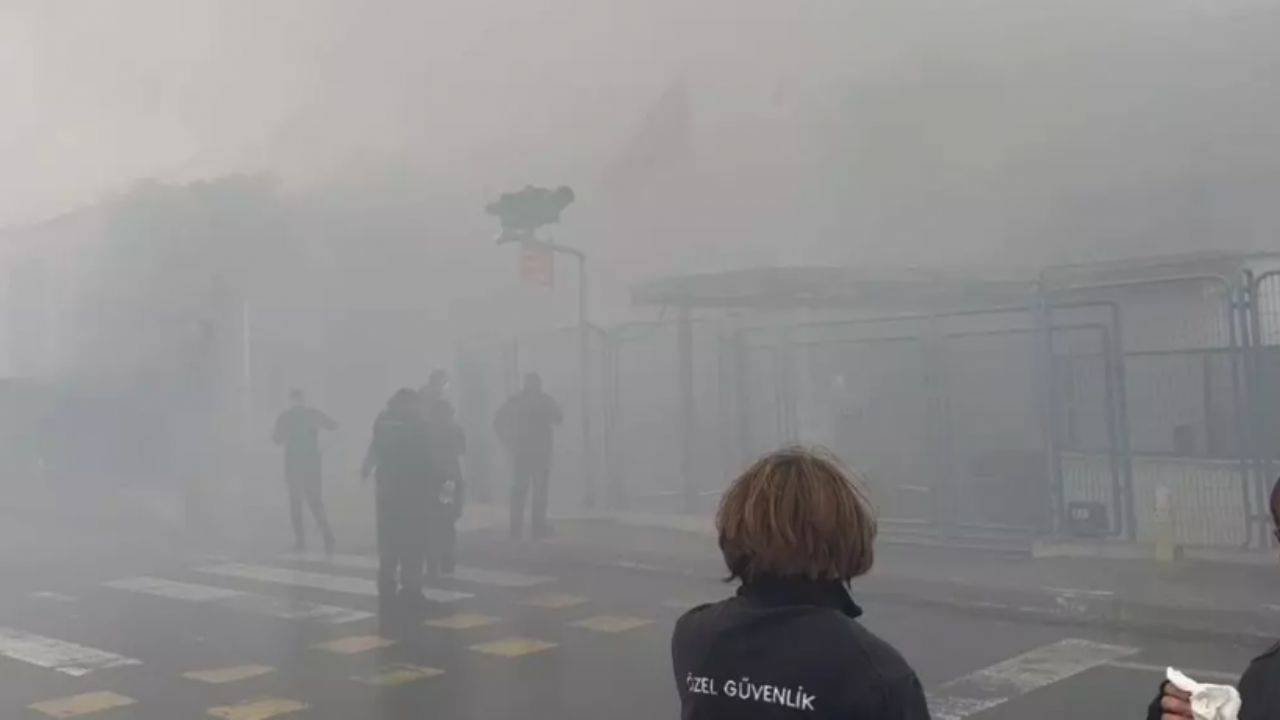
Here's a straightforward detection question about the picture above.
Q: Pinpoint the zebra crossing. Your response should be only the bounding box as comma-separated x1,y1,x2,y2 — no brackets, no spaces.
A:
3,552,660,718
0,626,141,677
103,576,373,624
0,550,1244,719
194,562,474,603
278,552,555,588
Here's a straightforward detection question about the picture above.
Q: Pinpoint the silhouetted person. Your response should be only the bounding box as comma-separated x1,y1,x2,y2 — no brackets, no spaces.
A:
420,369,450,420
362,389,435,614
494,372,562,539
426,397,465,579
272,389,337,553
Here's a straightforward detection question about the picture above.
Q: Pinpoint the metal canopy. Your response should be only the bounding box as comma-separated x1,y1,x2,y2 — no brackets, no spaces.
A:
631,265,1038,312
1040,251,1280,294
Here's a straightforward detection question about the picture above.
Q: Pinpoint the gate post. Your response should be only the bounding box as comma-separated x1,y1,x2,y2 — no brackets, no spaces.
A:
1033,294,1063,536
678,304,697,513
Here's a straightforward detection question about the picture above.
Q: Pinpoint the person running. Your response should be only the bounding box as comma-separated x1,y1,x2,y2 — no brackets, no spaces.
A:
493,372,562,540
672,446,930,719
272,389,338,553
1150,476,1280,719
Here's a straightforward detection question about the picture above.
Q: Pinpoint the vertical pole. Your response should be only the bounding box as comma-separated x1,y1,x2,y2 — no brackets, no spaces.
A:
1225,283,1253,548
1105,301,1137,541
678,304,696,513
1099,327,1123,536
604,330,624,509
1034,295,1062,536
1201,352,1215,454
733,329,751,466
240,300,253,514
1248,272,1275,548
579,254,595,509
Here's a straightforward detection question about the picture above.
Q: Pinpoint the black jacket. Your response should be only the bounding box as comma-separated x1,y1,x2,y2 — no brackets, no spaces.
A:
1147,641,1280,720
672,578,930,719
493,390,562,466
361,406,435,505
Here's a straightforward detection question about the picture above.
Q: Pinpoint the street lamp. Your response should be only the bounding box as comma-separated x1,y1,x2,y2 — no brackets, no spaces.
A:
487,186,596,508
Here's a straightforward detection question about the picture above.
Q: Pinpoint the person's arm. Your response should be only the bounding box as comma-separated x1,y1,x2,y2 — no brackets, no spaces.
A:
272,413,285,445
1237,648,1277,720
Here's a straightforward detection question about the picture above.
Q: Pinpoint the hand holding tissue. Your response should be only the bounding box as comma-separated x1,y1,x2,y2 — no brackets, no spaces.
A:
1166,667,1241,720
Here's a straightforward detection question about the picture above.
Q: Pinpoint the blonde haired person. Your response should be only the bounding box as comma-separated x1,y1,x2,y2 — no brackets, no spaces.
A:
672,447,929,719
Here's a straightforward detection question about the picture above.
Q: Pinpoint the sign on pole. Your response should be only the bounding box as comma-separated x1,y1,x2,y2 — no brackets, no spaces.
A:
520,243,554,288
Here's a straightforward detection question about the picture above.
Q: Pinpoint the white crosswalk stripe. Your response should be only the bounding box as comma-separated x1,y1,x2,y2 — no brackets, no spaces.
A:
451,566,554,588
927,638,1138,720
277,552,376,569
195,562,473,602
278,552,554,588
1103,660,1239,684
0,626,141,677
104,576,373,624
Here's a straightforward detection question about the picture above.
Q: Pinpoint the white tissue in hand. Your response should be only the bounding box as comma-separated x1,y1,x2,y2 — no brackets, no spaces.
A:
1166,667,1241,720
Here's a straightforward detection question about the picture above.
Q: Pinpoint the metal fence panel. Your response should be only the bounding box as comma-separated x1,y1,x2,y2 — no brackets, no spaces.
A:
791,336,934,524
941,324,1047,532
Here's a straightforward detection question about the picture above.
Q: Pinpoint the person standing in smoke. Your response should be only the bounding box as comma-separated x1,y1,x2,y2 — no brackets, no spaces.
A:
493,372,563,540
425,396,465,580
272,389,338,554
362,389,435,615
420,369,450,420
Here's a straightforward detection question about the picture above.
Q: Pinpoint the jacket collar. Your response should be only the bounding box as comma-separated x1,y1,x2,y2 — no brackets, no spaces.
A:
737,576,863,619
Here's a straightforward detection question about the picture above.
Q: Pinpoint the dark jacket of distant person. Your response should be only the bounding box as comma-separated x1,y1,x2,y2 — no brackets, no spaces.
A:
273,396,338,481
493,374,562,468
427,400,466,514
361,390,436,507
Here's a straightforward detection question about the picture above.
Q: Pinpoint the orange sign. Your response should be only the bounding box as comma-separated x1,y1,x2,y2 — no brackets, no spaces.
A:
520,244,554,288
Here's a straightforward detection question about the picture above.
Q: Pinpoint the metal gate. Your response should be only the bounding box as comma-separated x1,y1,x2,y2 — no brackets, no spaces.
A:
727,306,1127,538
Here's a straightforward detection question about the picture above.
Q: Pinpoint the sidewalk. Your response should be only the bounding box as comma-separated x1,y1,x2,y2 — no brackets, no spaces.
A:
470,508,1280,644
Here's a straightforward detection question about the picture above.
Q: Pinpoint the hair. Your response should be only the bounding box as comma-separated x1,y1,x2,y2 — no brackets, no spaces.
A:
289,388,304,402
716,446,877,583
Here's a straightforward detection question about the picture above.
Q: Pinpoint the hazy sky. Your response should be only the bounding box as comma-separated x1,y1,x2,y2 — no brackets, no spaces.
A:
4,0,1280,275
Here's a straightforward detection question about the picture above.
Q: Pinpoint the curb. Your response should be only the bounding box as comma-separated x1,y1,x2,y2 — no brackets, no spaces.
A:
466,519,1280,645
855,574,1280,646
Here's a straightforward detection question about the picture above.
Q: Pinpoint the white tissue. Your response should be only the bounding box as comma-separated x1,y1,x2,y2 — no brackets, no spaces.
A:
1166,667,1241,720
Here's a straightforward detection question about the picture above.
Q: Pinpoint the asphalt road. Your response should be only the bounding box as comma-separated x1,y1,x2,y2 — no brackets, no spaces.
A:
0,524,1268,720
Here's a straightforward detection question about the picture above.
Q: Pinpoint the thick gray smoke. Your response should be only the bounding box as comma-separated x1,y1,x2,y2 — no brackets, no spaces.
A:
4,0,1280,290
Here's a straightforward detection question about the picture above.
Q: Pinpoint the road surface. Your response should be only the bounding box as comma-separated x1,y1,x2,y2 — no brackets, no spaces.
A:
0,528,1265,720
